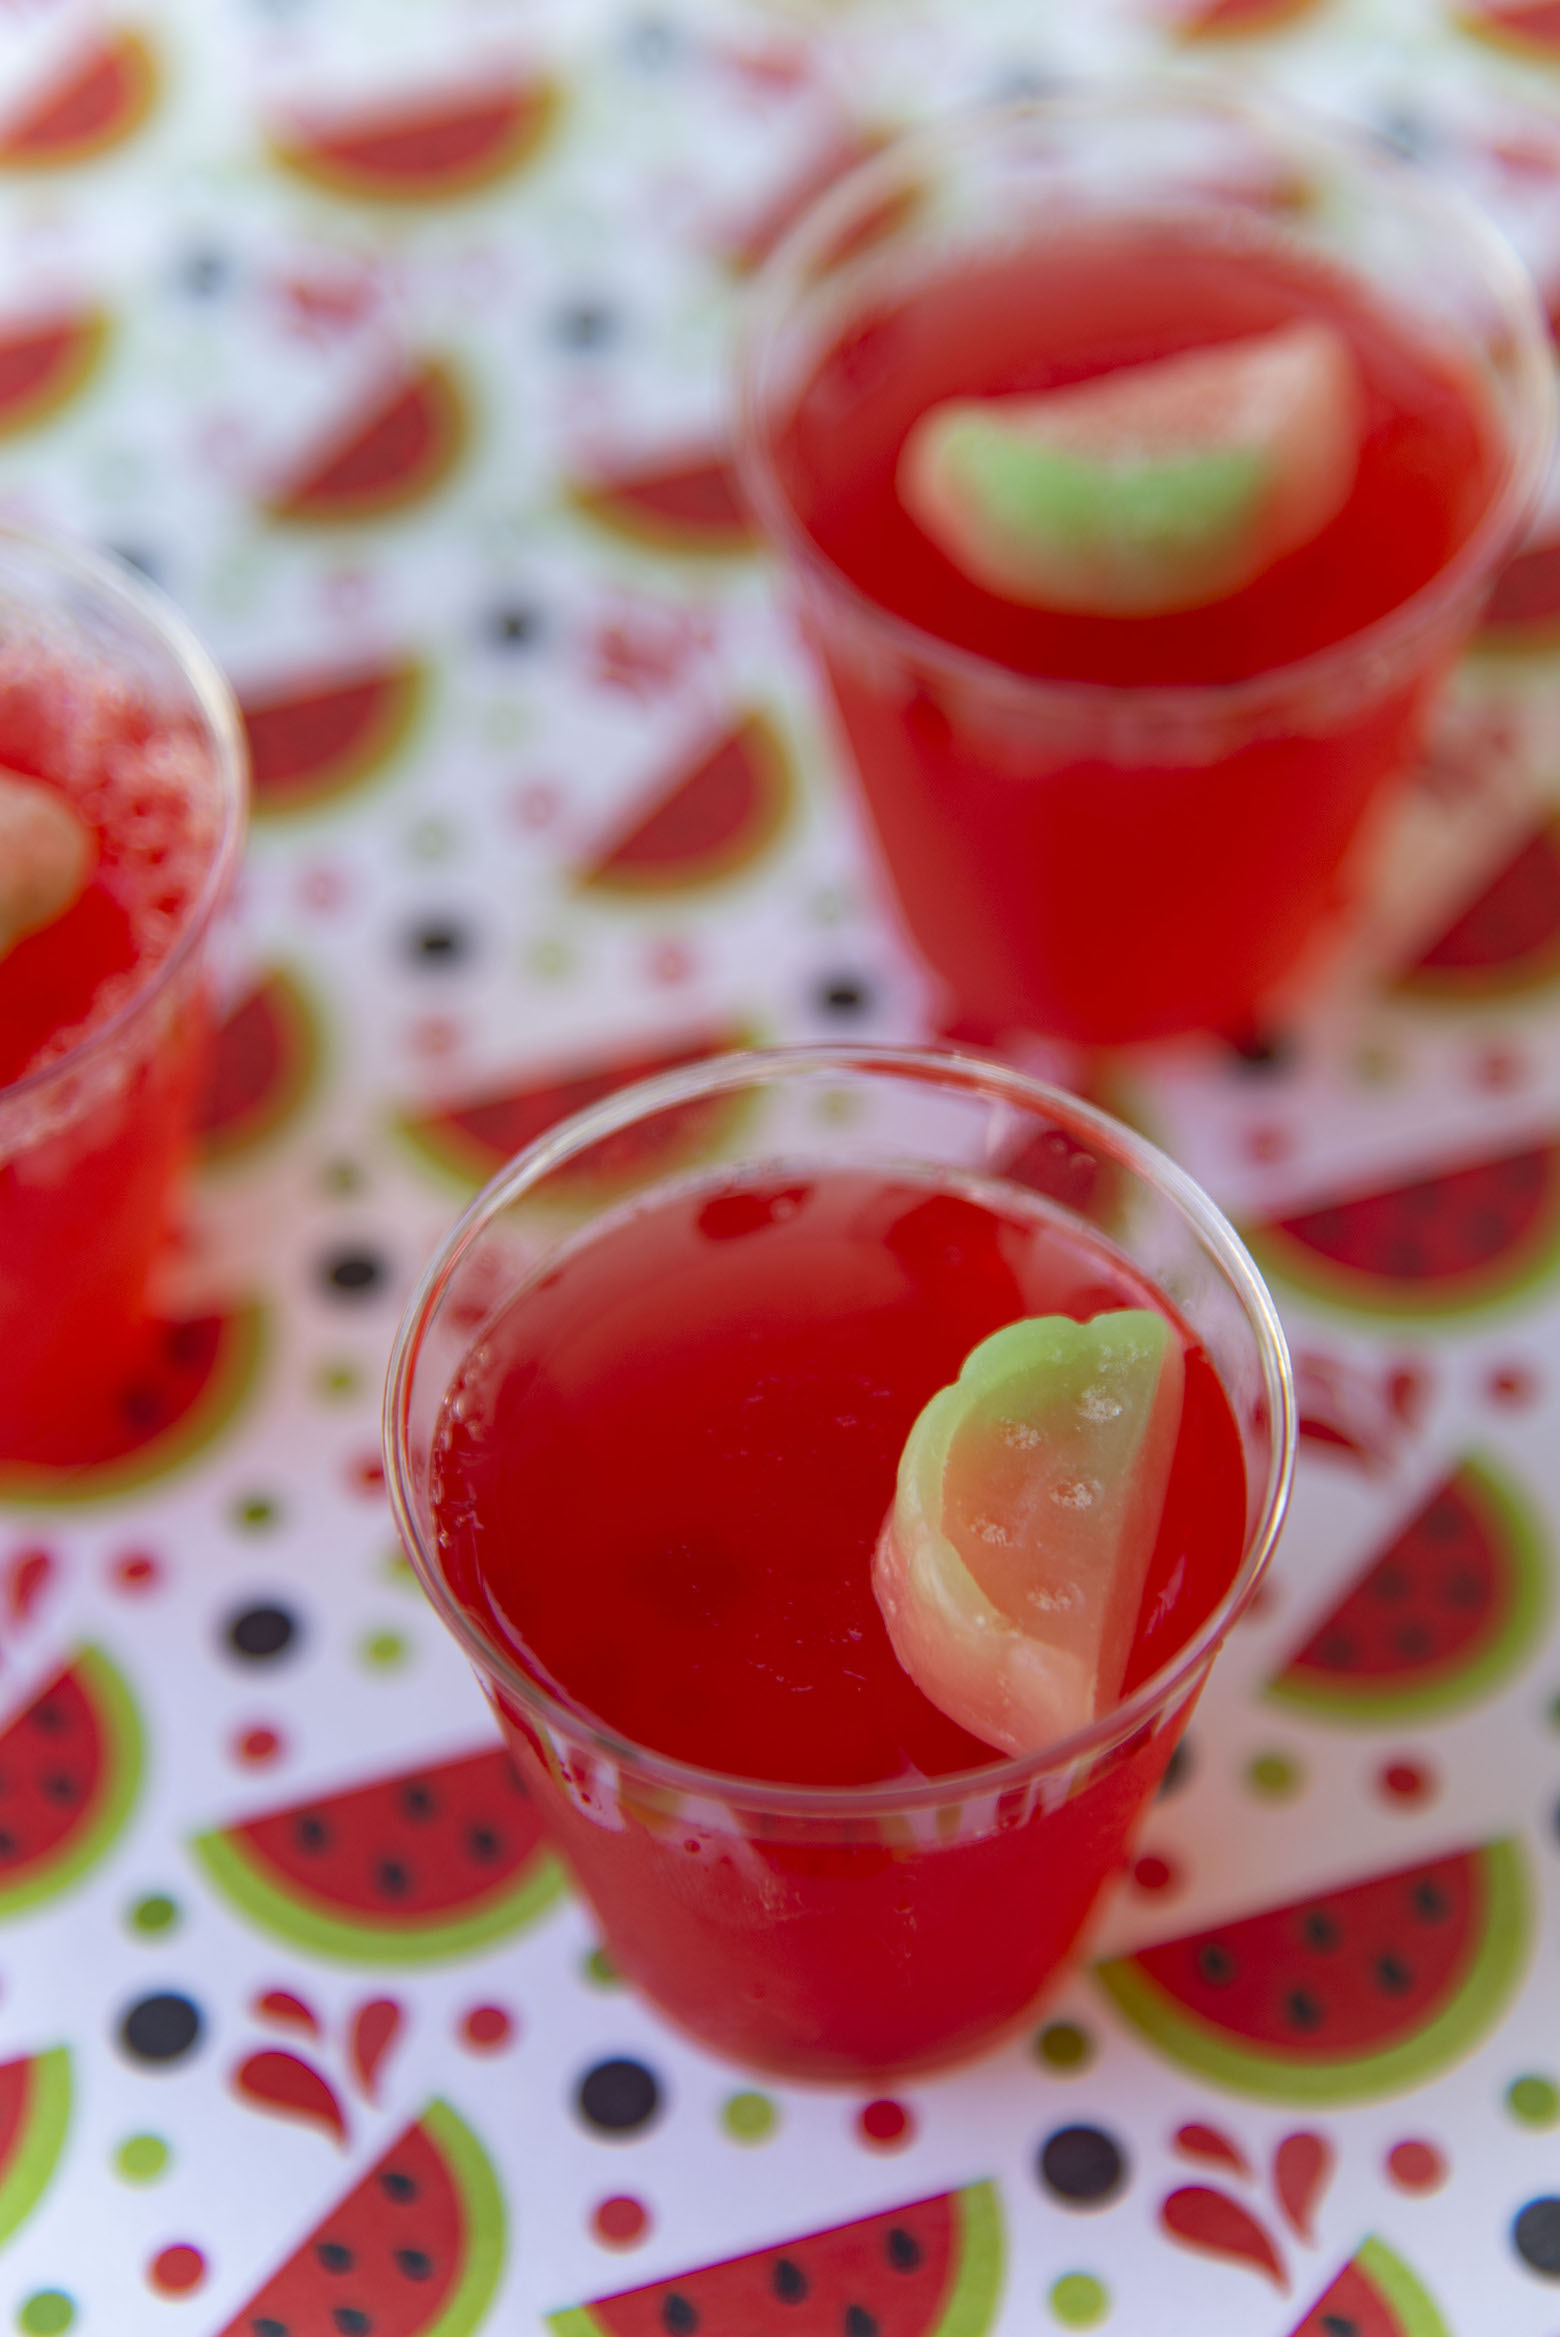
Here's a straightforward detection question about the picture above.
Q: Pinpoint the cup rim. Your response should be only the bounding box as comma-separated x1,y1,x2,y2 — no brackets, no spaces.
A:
384,1042,1298,1819
0,522,248,1110
734,76,1559,725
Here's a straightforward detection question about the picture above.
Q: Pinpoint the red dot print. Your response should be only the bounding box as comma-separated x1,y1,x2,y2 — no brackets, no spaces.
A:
1387,2139,1446,2193
349,1454,386,1496
647,939,695,986
233,1726,284,1767
1473,1043,1525,1092
460,2004,514,2052
149,2243,206,2295
858,2098,913,2148
513,781,560,830
1379,1760,1435,1807
1487,1362,1539,1409
1132,1853,1179,1894
111,1551,161,1593
593,2195,649,2248
1245,1124,1291,1165
299,865,347,913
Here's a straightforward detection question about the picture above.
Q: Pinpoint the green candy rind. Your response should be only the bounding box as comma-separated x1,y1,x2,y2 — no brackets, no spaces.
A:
1353,2236,1453,2337
0,2049,70,2249
1267,1452,1550,1726
942,414,1267,573
1094,1838,1530,2106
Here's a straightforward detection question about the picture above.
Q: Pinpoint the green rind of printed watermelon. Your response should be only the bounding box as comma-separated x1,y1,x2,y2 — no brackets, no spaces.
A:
1267,1453,1549,1725
190,1814,567,1969
1096,1839,1528,2106
1288,2238,1451,2337
267,361,469,525
0,31,158,168
578,715,794,895
0,2049,71,2248
0,1303,267,1508
1242,1146,1560,1327
269,80,560,204
198,968,323,1163
394,1030,756,1200
1356,2236,1451,2337
1176,0,1324,37
1394,816,1560,1005
567,454,756,555
0,311,108,437
244,660,426,819
0,1650,142,1921
418,2099,506,2337
549,2180,1003,2337
1455,4,1560,62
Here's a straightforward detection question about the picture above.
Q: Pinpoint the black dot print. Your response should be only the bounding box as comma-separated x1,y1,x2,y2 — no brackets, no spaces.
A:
225,1603,299,1662
1037,2124,1127,2207
1514,2197,1560,2279
406,920,471,966
576,2056,662,2136
118,1991,203,2066
320,1248,387,1298
1157,1738,1194,1799
486,604,542,650
1226,1026,1295,1074
555,301,617,349
817,976,872,1016
179,248,230,297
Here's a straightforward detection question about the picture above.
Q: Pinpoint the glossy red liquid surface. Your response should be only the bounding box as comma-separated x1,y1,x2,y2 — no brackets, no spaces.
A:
432,1168,1250,2075
764,226,1502,1040
0,658,216,1464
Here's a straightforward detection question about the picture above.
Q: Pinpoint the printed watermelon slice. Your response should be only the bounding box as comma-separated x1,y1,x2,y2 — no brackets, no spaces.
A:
0,30,156,167
269,77,558,202
578,714,793,894
569,450,756,554
192,1745,566,1964
1244,1143,1560,1323
396,1027,750,1197
0,2049,70,2248
1457,2,1560,59
0,1304,265,1503
1286,2237,1449,2337
549,2182,1003,2337
267,361,468,524
241,658,424,817
198,968,321,1161
0,311,107,436
215,2098,502,2337
1268,1454,1548,1724
1175,0,1325,32
0,1651,140,1918
1396,813,1560,1001
1096,1839,1527,2104
1476,537,1560,652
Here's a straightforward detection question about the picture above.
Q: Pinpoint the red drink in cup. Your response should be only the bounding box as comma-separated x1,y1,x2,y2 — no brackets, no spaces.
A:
0,530,245,1466
737,86,1555,1044
387,1048,1293,2078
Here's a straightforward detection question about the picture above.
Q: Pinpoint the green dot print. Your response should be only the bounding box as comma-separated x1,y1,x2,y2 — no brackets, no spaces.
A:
1036,2021,1095,2073
1548,1691,1560,1733
127,1893,179,1937
1246,1750,1303,1800
18,2297,74,2336
1050,2271,1109,2327
1508,2075,1560,2128
359,1629,409,1671
233,1493,280,1532
315,1360,361,1401
722,2091,778,2143
115,2134,170,2183
321,1158,366,1196
582,1946,621,1989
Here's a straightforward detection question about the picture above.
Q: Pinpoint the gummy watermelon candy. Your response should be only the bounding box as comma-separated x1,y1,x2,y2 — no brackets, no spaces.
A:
1286,2236,1449,2337
242,659,425,817
0,2048,69,2248
0,30,156,167
1268,1454,1547,1725
1096,1839,1527,2104
0,1651,140,1918
548,2182,1002,2337
269,78,558,203
215,2098,502,2337
1396,814,1560,1002
192,1745,566,1964
267,361,468,523
0,311,106,437
396,1027,751,1198
1244,1143,1560,1324
568,450,756,554
578,714,793,894
0,1305,266,1501
197,968,321,1163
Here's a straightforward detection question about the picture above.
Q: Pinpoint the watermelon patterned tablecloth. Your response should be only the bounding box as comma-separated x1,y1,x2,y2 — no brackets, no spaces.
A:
6,0,1560,2330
